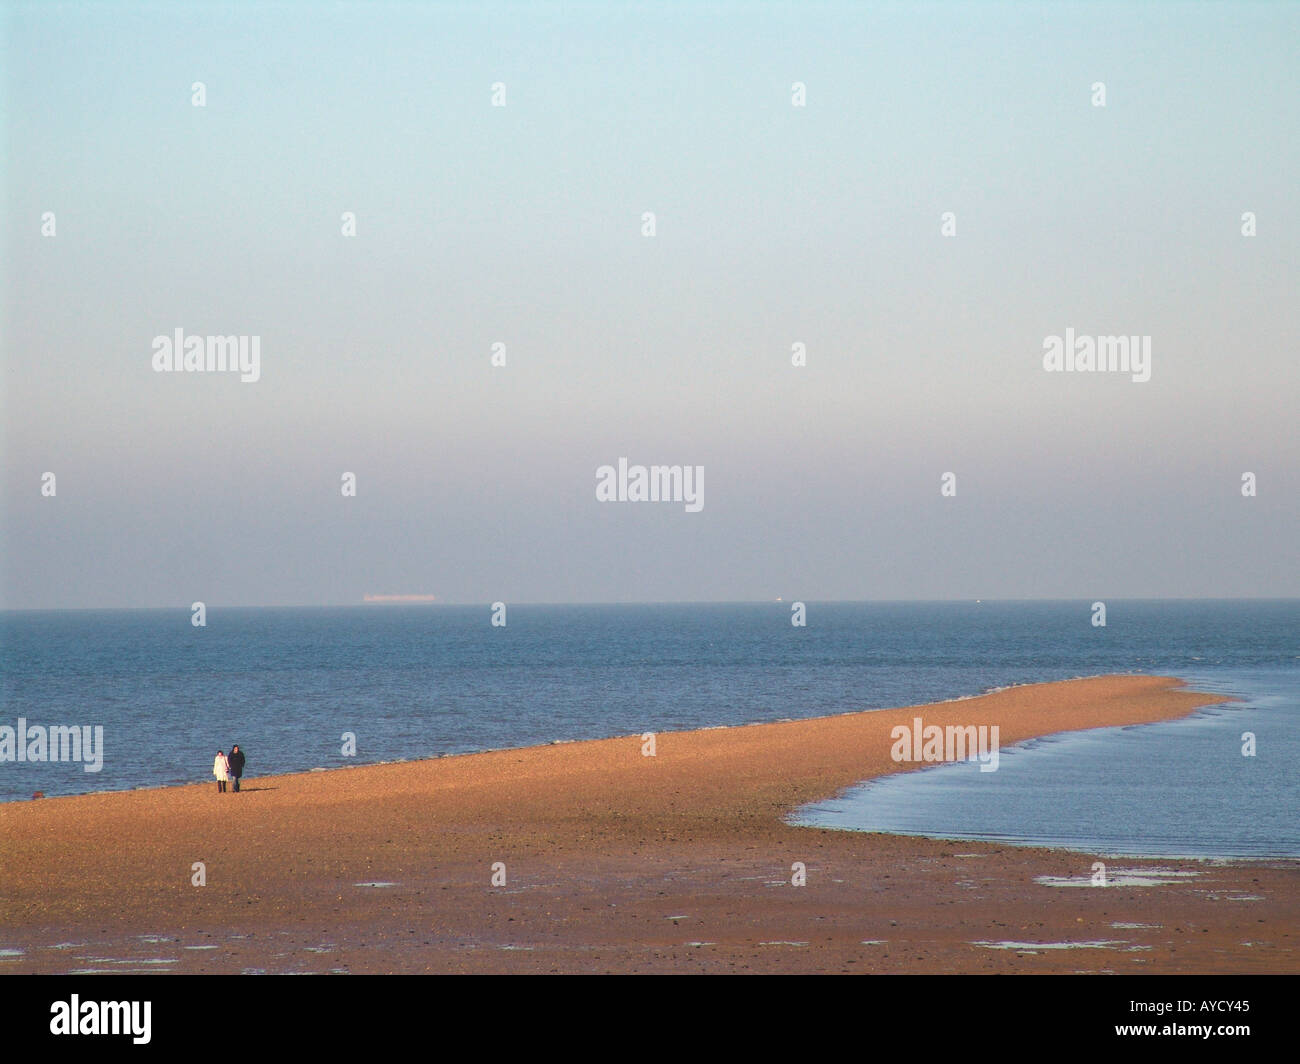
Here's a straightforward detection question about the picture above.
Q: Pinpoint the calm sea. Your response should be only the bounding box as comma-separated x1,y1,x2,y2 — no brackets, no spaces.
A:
1,601,1295,857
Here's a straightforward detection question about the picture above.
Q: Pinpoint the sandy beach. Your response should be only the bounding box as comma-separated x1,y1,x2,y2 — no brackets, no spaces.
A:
1,674,1295,974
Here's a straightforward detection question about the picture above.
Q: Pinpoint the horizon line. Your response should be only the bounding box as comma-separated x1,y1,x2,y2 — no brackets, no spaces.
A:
2,596,1299,614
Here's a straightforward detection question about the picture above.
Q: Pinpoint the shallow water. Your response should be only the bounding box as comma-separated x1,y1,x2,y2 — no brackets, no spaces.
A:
790,666,1299,858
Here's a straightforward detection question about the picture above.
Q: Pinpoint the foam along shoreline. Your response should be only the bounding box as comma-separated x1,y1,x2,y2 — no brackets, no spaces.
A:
5,674,1293,976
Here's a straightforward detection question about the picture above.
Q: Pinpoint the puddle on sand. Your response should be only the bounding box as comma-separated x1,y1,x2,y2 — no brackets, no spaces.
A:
1035,869,1202,888
759,941,809,947
1111,922,1160,930
0,949,25,958
973,940,1128,951
184,945,220,951
354,882,400,888
74,957,178,966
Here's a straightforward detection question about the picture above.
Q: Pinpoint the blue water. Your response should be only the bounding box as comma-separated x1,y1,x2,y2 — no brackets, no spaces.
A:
791,666,1299,859
1,601,1295,857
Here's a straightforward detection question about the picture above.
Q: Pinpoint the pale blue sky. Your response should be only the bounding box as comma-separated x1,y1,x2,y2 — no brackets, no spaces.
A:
2,1,1297,607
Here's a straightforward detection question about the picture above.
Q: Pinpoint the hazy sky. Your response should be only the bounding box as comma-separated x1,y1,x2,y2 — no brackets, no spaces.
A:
2,1,1297,608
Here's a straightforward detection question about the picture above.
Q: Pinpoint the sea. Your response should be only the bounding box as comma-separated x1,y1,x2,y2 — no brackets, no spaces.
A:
1,601,1295,859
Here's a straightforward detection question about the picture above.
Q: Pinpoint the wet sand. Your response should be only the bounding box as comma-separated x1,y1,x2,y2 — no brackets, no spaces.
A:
1,674,1295,973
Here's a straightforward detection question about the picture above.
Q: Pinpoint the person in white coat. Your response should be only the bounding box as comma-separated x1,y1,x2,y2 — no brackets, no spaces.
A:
213,749,230,793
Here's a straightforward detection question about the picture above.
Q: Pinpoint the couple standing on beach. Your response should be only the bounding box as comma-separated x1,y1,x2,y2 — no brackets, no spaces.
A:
213,745,245,793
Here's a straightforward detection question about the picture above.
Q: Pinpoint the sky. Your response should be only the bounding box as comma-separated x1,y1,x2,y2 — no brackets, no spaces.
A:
2,1,1297,608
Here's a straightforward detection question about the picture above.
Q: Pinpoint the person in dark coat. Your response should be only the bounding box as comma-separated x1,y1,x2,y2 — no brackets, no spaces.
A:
228,744,246,792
